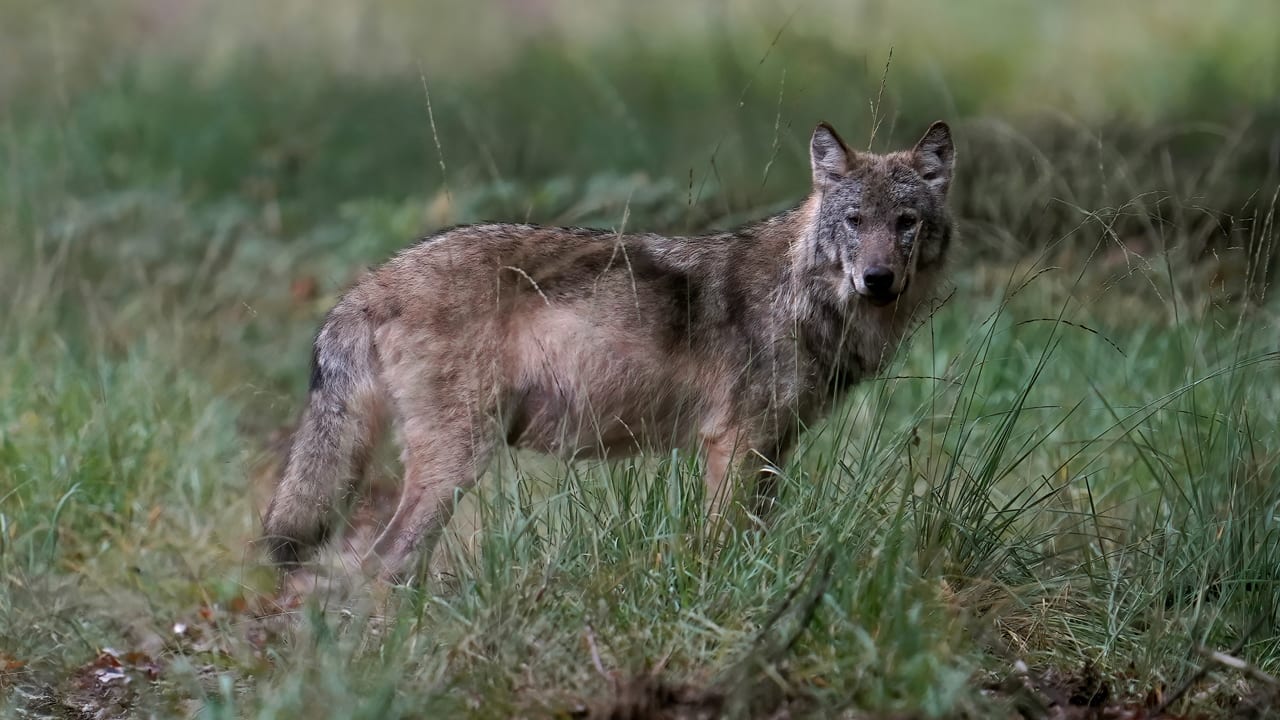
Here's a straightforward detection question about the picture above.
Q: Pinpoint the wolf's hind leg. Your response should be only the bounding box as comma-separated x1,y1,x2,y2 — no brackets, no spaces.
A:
362,414,497,581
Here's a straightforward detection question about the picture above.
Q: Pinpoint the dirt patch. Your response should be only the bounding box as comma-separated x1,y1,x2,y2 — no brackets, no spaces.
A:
574,661,1277,720
3,593,299,720
983,662,1279,720
577,675,725,720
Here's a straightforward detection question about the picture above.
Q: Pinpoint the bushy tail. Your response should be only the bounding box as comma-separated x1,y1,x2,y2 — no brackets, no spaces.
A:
263,300,382,568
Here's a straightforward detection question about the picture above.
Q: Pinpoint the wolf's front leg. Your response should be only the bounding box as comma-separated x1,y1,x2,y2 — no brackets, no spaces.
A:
702,432,746,523
701,431,774,527
701,424,795,531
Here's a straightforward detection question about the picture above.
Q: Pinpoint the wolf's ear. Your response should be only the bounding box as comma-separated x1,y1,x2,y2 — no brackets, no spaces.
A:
810,122,852,189
912,121,954,195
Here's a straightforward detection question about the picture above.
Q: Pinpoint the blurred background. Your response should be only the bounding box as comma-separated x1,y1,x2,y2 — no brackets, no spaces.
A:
1,0,1274,402
5,0,1278,285
4,1,1276,378
2,2,1279,716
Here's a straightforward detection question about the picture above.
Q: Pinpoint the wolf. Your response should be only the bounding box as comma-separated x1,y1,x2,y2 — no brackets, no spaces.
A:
262,120,956,580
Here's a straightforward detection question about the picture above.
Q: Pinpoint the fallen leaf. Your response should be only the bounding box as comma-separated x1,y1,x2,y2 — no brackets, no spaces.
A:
0,653,24,672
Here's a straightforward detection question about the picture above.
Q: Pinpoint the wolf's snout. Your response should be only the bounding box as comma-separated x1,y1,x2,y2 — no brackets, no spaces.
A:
863,266,895,293
859,265,901,306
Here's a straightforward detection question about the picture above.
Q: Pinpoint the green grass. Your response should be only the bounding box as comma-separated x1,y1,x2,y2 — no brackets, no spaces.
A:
2,1,1279,717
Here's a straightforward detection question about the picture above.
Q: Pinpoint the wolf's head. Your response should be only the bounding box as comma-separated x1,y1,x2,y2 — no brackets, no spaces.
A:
806,121,955,307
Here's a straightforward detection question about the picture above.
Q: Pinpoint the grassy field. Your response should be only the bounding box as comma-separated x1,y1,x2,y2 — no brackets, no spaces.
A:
2,1,1279,717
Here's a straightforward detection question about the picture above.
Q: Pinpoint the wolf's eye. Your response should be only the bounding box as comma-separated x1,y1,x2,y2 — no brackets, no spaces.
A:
845,213,862,229
896,213,919,233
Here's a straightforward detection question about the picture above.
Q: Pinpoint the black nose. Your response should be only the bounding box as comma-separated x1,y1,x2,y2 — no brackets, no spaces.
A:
863,266,895,293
